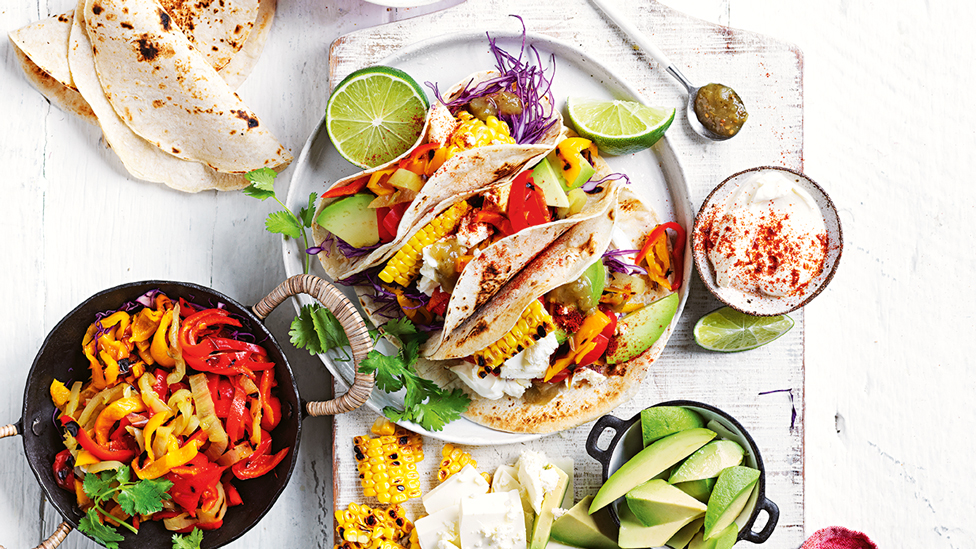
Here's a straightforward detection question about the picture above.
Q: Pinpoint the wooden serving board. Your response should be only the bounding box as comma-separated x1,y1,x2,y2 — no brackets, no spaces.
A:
329,0,803,546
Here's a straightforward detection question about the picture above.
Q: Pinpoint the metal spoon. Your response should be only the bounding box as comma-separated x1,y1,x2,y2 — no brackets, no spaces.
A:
591,0,740,141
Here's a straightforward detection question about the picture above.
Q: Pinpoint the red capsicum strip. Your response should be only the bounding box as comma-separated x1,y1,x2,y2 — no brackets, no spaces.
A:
232,436,289,480
635,222,686,291
398,143,439,174
52,449,75,491
61,417,136,462
321,175,369,199
226,384,248,442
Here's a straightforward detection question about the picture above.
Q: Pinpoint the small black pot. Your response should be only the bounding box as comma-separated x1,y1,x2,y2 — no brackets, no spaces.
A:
585,400,779,544
2,276,373,548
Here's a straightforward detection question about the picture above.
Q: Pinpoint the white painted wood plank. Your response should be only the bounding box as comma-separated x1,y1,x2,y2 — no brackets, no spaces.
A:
328,1,804,548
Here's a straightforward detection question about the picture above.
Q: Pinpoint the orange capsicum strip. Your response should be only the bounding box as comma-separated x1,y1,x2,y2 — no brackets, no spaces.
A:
635,222,686,291
543,311,611,382
93,397,146,445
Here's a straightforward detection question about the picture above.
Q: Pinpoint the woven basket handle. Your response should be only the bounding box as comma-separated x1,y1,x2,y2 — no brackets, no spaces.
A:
0,425,72,548
253,274,374,417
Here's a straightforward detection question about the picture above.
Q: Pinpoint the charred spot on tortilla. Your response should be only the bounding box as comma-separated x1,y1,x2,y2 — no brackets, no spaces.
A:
232,110,260,128
172,147,181,154
58,13,70,22
91,3,104,15
469,319,490,338
153,99,165,108
157,8,173,31
121,22,134,29
134,34,174,63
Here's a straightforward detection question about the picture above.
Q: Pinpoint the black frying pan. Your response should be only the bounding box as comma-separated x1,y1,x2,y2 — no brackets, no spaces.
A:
1,275,373,549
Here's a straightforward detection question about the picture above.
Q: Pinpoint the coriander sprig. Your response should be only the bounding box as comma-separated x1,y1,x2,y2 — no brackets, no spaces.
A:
244,168,318,274
358,318,470,431
78,466,173,548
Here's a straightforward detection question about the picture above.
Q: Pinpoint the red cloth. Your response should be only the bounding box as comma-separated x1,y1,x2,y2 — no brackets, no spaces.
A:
802,527,878,549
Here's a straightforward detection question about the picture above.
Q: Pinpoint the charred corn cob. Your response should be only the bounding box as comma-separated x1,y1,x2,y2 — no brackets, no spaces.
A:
438,443,478,482
378,201,472,286
353,428,424,504
472,300,556,370
335,502,413,549
446,111,516,158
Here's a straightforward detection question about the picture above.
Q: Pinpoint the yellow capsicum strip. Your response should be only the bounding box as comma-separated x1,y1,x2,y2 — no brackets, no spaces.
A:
555,137,600,188
50,379,71,408
93,396,146,445
366,167,399,196
643,231,672,290
151,311,177,367
543,311,611,382
133,438,200,480
142,410,172,463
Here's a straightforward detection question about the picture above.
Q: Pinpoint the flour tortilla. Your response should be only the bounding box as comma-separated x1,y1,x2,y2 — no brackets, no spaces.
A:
12,37,97,124
313,70,562,280
429,186,677,434
68,0,250,191
155,0,260,72
84,0,290,173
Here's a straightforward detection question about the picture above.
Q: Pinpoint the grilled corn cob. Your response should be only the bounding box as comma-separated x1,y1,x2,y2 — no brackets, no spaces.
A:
472,300,556,370
438,443,478,482
353,428,424,504
334,502,413,549
378,200,472,286
445,111,516,158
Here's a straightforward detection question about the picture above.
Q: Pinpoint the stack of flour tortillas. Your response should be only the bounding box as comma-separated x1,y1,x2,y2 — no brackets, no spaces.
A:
8,0,290,192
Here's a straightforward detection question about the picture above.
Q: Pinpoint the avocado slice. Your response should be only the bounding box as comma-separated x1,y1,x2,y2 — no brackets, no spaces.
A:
618,499,698,549
582,260,606,308
550,496,620,549
640,406,705,447
531,157,571,208
624,479,706,527
673,478,717,504
689,523,738,549
590,428,715,514
529,466,569,549
315,193,379,248
666,517,705,549
547,149,596,191
606,292,679,365
703,466,759,540
669,440,745,484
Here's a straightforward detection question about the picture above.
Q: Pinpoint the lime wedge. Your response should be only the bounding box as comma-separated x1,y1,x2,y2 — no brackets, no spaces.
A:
326,66,430,168
567,97,675,155
693,307,793,352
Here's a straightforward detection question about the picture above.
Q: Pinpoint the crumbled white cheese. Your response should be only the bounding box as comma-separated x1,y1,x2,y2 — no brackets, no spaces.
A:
516,451,560,514
570,367,608,388
458,491,526,549
551,507,569,520
498,332,559,380
428,105,460,146
451,363,530,400
418,245,441,296
415,505,461,549
456,218,491,249
610,226,640,264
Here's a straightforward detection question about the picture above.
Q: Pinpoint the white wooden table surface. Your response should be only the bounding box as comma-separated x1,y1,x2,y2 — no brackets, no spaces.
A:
1,1,973,548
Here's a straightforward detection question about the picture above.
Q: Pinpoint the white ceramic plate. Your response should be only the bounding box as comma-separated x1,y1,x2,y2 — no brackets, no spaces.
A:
283,31,693,445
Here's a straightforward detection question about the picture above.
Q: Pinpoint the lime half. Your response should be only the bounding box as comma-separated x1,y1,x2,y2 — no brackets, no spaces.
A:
567,97,675,155
694,307,794,352
327,66,430,168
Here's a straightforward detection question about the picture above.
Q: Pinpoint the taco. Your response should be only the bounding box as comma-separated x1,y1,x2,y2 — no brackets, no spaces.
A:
344,157,620,350
418,185,687,434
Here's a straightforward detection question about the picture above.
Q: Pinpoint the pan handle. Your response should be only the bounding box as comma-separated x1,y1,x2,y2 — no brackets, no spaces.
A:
0,423,19,439
33,521,71,549
253,274,374,417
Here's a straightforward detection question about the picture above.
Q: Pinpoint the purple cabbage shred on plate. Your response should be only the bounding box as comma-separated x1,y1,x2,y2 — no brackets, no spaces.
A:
602,249,647,275
313,232,381,259
582,173,631,193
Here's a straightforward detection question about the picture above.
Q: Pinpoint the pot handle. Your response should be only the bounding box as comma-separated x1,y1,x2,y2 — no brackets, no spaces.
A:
253,274,374,417
741,496,779,543
585,414,628,464
1,425,73,549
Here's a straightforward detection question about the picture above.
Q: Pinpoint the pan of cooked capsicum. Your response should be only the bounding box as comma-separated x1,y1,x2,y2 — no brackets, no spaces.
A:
0,276,373,549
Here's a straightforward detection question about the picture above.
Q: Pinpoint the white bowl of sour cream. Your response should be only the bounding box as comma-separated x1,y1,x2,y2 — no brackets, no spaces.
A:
693,166,843,315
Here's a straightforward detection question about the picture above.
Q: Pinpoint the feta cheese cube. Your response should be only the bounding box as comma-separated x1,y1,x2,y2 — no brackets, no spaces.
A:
491,469,521,494
516,450,560,514
422,464,490,514
458,491,526,549
415,505,460,549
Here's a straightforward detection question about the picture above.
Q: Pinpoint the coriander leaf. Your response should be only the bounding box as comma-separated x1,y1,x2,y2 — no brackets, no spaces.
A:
310,304,350,351
299,192,319,228
243,184,275,201
172,527,204,549
380,317,419,346
266,211,303,239
401,338,422,370
83,469,119,505
401,374,440,408
416,388,470,431
289,304,321,353
358,350,408,393
117,477,173,516
245,167,277,193
79,508,124,549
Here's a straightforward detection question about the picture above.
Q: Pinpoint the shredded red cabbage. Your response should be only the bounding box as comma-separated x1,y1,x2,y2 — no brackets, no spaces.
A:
315,232,382,259
581,173,631,193
427,16,557,146
603,249,647,275
338,269,443,331
136,289,161,307
758,388,797,430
